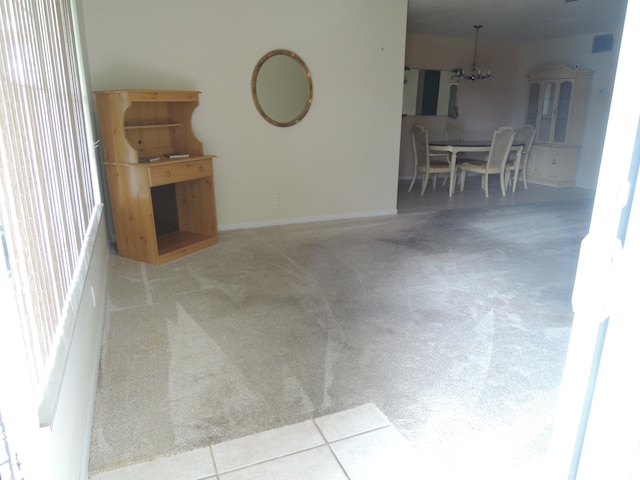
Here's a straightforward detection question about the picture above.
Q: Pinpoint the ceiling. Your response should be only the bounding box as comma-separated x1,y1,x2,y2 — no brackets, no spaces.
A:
406,0,628,42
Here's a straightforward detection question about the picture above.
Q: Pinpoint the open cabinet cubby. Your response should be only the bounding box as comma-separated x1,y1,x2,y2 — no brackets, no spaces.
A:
95,89,218,265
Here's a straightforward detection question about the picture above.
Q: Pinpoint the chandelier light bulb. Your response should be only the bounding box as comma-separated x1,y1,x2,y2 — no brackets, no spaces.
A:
456,25,492,82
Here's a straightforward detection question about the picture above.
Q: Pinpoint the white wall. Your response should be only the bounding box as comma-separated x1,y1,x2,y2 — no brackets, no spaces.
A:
47,210,109,480
79,0,408,228
405,35,520,140
512,33,623,188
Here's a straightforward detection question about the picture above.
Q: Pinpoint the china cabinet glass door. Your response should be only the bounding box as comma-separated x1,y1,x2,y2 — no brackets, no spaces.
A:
538,82,556,142
526,83,540,127
553,81,573,143
528,79,574,145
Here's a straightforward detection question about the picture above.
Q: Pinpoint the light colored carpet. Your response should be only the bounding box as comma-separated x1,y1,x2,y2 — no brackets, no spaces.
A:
89,198,592,477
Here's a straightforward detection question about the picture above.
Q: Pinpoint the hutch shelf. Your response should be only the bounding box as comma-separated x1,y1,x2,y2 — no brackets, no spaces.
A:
525,64,593,187
95,89,218,265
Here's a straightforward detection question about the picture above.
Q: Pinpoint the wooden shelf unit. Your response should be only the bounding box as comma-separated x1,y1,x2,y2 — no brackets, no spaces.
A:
95,89,218,265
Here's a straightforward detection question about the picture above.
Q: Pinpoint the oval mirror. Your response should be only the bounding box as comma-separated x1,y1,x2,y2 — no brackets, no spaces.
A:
251,49,313,127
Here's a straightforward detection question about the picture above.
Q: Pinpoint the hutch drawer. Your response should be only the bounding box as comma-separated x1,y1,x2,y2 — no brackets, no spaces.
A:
148,159,213,187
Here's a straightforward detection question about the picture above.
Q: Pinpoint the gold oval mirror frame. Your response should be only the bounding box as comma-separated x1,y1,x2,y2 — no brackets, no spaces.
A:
251,49,313,127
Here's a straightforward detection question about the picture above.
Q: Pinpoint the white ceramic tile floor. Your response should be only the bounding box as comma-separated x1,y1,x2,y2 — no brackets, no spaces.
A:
90,403,425,480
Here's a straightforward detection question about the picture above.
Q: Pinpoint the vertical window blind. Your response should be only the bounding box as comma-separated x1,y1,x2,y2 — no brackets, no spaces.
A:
0,0,99,394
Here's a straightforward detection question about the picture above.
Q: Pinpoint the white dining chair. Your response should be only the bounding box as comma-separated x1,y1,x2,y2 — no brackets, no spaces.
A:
458,126,516,197
505,124,537,190
409,124,451,195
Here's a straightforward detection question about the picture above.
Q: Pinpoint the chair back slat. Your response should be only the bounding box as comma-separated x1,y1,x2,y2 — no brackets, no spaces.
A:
515,124,536,154
412,123,443,168
412,124,428,168
486,126,516,170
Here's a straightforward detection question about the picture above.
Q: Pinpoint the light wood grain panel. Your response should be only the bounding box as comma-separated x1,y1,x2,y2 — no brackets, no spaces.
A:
175,172,218,237
105,164,158,263
147,159,213,187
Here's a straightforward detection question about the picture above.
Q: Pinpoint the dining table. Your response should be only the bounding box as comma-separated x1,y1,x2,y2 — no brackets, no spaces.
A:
429,139,524,197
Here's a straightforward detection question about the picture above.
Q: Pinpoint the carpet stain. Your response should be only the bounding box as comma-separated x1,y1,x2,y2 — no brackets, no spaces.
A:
89,200,592,475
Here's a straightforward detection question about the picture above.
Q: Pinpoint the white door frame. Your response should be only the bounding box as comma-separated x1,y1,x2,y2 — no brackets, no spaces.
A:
548,0,640,477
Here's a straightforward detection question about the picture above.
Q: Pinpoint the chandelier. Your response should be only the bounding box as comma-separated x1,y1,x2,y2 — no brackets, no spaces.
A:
454,25,491,82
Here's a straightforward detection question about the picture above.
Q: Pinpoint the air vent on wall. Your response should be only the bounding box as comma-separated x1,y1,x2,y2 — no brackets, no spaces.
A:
592,34,614,53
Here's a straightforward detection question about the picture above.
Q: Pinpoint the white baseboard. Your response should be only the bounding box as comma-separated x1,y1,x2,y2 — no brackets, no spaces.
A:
219,209,398,231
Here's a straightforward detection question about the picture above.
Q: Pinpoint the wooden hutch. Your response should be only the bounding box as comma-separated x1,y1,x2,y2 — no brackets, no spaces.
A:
95,89,218,265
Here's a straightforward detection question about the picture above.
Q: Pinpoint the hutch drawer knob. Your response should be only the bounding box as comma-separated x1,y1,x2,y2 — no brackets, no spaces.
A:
551,159,557,165
165,170,171,177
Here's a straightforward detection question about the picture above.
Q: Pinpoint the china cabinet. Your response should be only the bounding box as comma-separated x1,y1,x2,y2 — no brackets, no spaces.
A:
95,90,218,265
525,65,592,187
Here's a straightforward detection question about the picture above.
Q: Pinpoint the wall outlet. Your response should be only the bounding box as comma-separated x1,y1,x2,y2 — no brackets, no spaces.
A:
274,194,282,206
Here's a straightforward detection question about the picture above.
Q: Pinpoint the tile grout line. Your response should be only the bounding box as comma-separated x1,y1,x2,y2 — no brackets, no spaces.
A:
208,444,219,480
312,418,351,479
312,417,394,480
211,444,328,477
210,416,394,478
